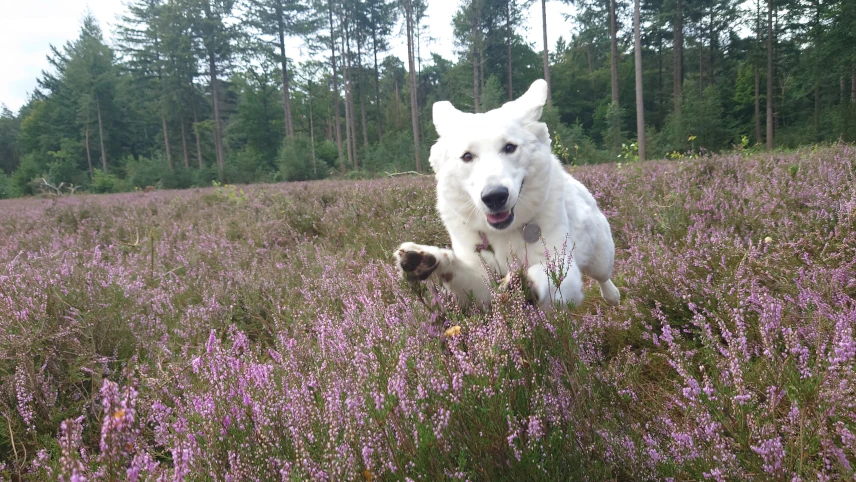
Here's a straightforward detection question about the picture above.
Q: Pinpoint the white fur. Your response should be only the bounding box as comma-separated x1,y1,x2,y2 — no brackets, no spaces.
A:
394,79,620,309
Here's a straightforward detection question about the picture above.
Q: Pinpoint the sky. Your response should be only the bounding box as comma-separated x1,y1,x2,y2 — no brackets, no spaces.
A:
0,0,575,114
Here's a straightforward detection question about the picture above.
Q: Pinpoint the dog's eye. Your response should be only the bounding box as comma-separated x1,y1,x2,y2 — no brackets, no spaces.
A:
461,152,474,162
503,143,517,154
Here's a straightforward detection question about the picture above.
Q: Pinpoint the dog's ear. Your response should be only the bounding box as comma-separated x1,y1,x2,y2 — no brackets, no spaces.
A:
432,101,461,138
428,142,446,173
512,79,549,125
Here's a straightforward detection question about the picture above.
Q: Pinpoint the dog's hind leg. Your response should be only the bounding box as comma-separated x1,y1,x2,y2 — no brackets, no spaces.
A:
394,242,492,306
598,279,621,306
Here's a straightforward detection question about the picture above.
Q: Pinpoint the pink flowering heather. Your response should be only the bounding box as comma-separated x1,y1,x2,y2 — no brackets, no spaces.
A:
0,146,855,480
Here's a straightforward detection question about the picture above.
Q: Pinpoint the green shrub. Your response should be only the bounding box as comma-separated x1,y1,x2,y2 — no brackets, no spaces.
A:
279,135,327,182
226,146,277,185
89,169,131,194
11,154,43,196
125,155,193,190
0,170,11,198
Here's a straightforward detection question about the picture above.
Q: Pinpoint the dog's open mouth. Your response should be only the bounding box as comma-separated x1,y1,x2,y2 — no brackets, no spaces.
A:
486,209,515,230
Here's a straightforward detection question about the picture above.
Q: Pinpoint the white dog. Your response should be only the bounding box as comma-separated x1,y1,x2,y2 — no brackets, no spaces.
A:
394,79,620,309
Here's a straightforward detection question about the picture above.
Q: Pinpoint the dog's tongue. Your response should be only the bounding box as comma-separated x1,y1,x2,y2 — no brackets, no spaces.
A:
486,211,511,224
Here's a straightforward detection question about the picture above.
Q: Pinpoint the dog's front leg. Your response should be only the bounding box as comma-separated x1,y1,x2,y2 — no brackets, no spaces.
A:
394,242,492,305
523,260,584,309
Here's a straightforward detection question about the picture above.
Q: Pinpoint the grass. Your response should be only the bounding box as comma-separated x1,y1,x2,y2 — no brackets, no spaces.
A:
1,145,855,480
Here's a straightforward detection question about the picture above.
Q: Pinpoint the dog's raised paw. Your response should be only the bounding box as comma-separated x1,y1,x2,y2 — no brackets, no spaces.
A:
499,272,540,305
395,246,439,281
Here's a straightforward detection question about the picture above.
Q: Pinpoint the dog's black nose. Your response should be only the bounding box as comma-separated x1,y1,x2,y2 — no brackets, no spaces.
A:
481,186,509,210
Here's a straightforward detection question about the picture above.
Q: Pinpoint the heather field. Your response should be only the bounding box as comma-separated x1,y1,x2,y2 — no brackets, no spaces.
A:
2,146,856,481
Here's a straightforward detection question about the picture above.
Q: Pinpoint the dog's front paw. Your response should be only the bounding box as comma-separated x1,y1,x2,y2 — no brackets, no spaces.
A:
499,270,546,306
394,242,440,281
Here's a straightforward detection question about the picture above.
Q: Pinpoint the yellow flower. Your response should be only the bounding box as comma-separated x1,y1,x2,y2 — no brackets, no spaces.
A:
444,325,462,337
113,409,126,420
764,236,773,244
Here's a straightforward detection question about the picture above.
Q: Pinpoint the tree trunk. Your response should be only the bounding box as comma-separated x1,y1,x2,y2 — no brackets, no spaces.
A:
96,95,108,173
405,0,422,172
180,121,190,168
85,121,93,180
208,53,225,177
541,0,551,104
277,10,294,138
766,0,774,150
472,2,480,113
193,107,203,169
754,64,762,145
340,14,356,170
506,0,513,100
372,24,383,139
356,30,369,147
634,0,646,162
674,0,683,115
328,0,344,170
852,74,856,102
754,0,762,145
162,114,173,170
308,83,317,177
609,0,620,106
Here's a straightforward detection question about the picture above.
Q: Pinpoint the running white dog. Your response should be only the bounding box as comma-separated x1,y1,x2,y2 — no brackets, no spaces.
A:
394,79,620,309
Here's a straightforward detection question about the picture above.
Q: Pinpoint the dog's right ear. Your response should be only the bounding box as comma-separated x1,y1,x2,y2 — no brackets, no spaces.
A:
514,79,549,125
432,101,460,138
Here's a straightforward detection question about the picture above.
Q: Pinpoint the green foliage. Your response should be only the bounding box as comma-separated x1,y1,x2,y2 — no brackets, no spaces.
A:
11,154,43,196
90,169,131,194
1,0,855,200
602,102,625,154
125,155,192,190
362,130,427,174
279,135,327,182
0,170,11,199
226,146,278,185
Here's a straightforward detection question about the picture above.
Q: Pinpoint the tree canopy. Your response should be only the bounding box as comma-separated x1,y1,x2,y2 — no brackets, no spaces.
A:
0,0,854,197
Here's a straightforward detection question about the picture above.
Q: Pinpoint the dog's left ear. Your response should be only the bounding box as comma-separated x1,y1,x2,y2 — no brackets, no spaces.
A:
433,101,461,138
513,79,549,125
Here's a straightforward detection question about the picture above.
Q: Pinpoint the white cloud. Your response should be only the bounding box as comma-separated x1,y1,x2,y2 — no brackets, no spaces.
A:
0,0,575,114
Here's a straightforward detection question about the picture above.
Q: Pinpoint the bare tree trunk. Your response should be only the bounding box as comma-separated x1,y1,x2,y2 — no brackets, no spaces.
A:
180,122,190,168
356,30,369,147
328,0,344,170
852,74,856,102
96,95,108,173
634,0,646,162
754,64,762,144
842,76,847,104
85,121,93,180
277,9,294,138
308,83,317,177
404,0,422,172
162,114,173,170
339,14,356,170
674,0,683,115
766,0,774,150
208,53,225,177
192,107,203,169
506,0,513,100
754,0,762,145
472,1,480,113
371,24,383,139
541,0,551,104
609,0,620,106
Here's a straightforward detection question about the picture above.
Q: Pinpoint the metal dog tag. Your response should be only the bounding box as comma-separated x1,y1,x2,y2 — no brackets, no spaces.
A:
522,223,541,243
